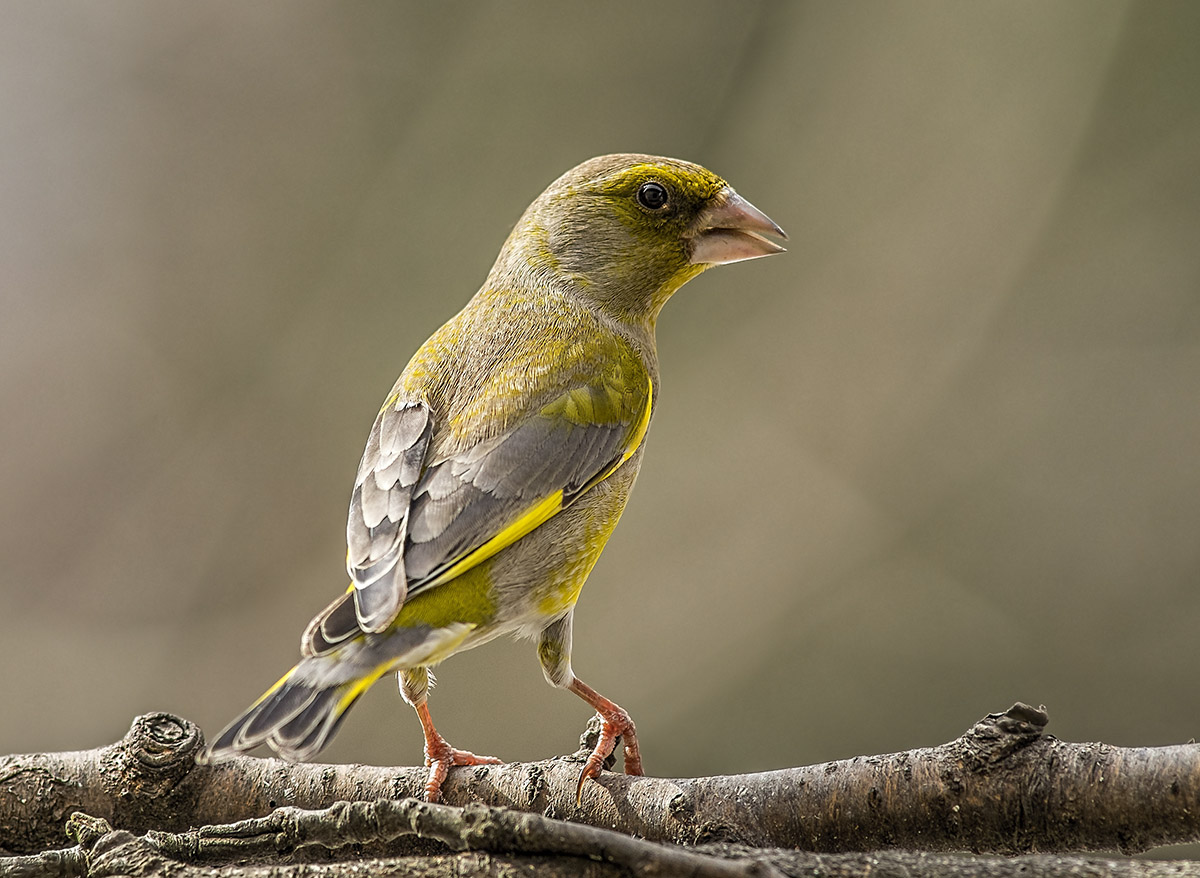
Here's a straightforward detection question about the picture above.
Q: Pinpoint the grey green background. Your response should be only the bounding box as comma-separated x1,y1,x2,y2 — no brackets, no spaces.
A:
2,0,1197,819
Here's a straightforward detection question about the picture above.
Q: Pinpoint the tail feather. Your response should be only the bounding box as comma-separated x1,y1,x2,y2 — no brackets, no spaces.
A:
202,662,388,763
272,688,342,751
200,621,476,764
268,682,369,762
239,675,322,744
271,692,358,761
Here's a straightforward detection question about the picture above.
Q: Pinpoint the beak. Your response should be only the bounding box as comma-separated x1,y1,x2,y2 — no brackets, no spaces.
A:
688,187,787,265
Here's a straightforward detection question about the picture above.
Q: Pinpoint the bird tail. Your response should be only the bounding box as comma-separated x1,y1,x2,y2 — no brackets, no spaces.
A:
200,658,387,763
199,622,473,763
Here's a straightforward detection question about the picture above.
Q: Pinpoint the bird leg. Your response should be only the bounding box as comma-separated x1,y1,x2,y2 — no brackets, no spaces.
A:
568,677,642,800
414,700,502,802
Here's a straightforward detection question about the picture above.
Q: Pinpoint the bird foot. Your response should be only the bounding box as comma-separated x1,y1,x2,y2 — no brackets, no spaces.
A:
575,704,643,803
422,738,502,802
415,700,502,802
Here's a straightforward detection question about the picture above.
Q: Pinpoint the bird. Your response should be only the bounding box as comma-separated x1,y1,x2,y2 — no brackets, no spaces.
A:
200,153,786,802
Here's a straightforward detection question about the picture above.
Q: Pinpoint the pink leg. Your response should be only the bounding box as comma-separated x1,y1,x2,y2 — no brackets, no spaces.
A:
415,701,502,802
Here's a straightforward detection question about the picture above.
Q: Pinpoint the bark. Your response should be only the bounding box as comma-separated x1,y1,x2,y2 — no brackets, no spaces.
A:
1,704,1198,877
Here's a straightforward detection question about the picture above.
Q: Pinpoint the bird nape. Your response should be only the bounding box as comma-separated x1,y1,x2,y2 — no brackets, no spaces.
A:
200,153,786,803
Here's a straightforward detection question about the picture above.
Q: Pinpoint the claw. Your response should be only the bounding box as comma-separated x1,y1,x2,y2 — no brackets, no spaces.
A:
574,733,624,804
575,763,591,805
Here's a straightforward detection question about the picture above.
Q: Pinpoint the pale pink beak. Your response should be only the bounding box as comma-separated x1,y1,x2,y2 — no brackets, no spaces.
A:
688,187,787,265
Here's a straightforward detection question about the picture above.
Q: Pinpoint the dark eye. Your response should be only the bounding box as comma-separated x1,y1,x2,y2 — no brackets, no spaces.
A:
636,181,669,211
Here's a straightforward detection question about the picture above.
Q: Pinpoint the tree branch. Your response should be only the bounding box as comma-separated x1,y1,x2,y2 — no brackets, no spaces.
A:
2,704,1197,869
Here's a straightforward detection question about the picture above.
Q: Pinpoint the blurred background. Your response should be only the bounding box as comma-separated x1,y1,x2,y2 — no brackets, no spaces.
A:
2,0,1197,835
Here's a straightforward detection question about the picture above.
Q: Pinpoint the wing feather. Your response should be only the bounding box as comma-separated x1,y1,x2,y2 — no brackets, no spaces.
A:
334,369,651,643
345,401,432,631
403,377,649,589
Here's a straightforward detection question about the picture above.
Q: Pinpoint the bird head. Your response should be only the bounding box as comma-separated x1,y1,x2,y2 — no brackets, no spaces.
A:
495,154,786,326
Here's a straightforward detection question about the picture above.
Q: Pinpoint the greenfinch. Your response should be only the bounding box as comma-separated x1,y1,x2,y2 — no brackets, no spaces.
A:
202,154,786,801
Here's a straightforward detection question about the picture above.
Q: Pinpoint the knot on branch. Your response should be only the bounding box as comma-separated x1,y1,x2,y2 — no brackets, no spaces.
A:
992,702,1049,735
128,713,202,769
957,702,1049,772
101,713,203,802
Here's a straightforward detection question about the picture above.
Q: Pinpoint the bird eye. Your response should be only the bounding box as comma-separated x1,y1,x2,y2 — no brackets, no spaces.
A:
636,181,670,211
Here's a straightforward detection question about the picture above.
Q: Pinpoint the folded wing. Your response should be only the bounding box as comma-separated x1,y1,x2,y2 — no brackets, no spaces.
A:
305,368,651,656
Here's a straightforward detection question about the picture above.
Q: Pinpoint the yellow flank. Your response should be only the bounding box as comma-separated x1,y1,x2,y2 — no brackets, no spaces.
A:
535,483,631,616
535,381,651,617
428,370,651,597
397,563,496,629
537,577,587,617
397,358,651,626
426,490,564,589
430,373,651,610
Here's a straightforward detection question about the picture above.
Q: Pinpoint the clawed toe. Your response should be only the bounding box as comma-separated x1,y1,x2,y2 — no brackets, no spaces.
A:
574,708,643,803
423,746,503,802
435,747,503,768
416,701,502,802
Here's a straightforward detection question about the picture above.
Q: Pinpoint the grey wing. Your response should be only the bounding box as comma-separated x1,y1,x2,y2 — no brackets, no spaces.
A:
401,408,634,588
304,380,648,657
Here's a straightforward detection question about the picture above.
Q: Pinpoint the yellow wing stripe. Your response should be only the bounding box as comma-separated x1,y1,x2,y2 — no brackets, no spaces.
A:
424,374,653,590
426,490,565,588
